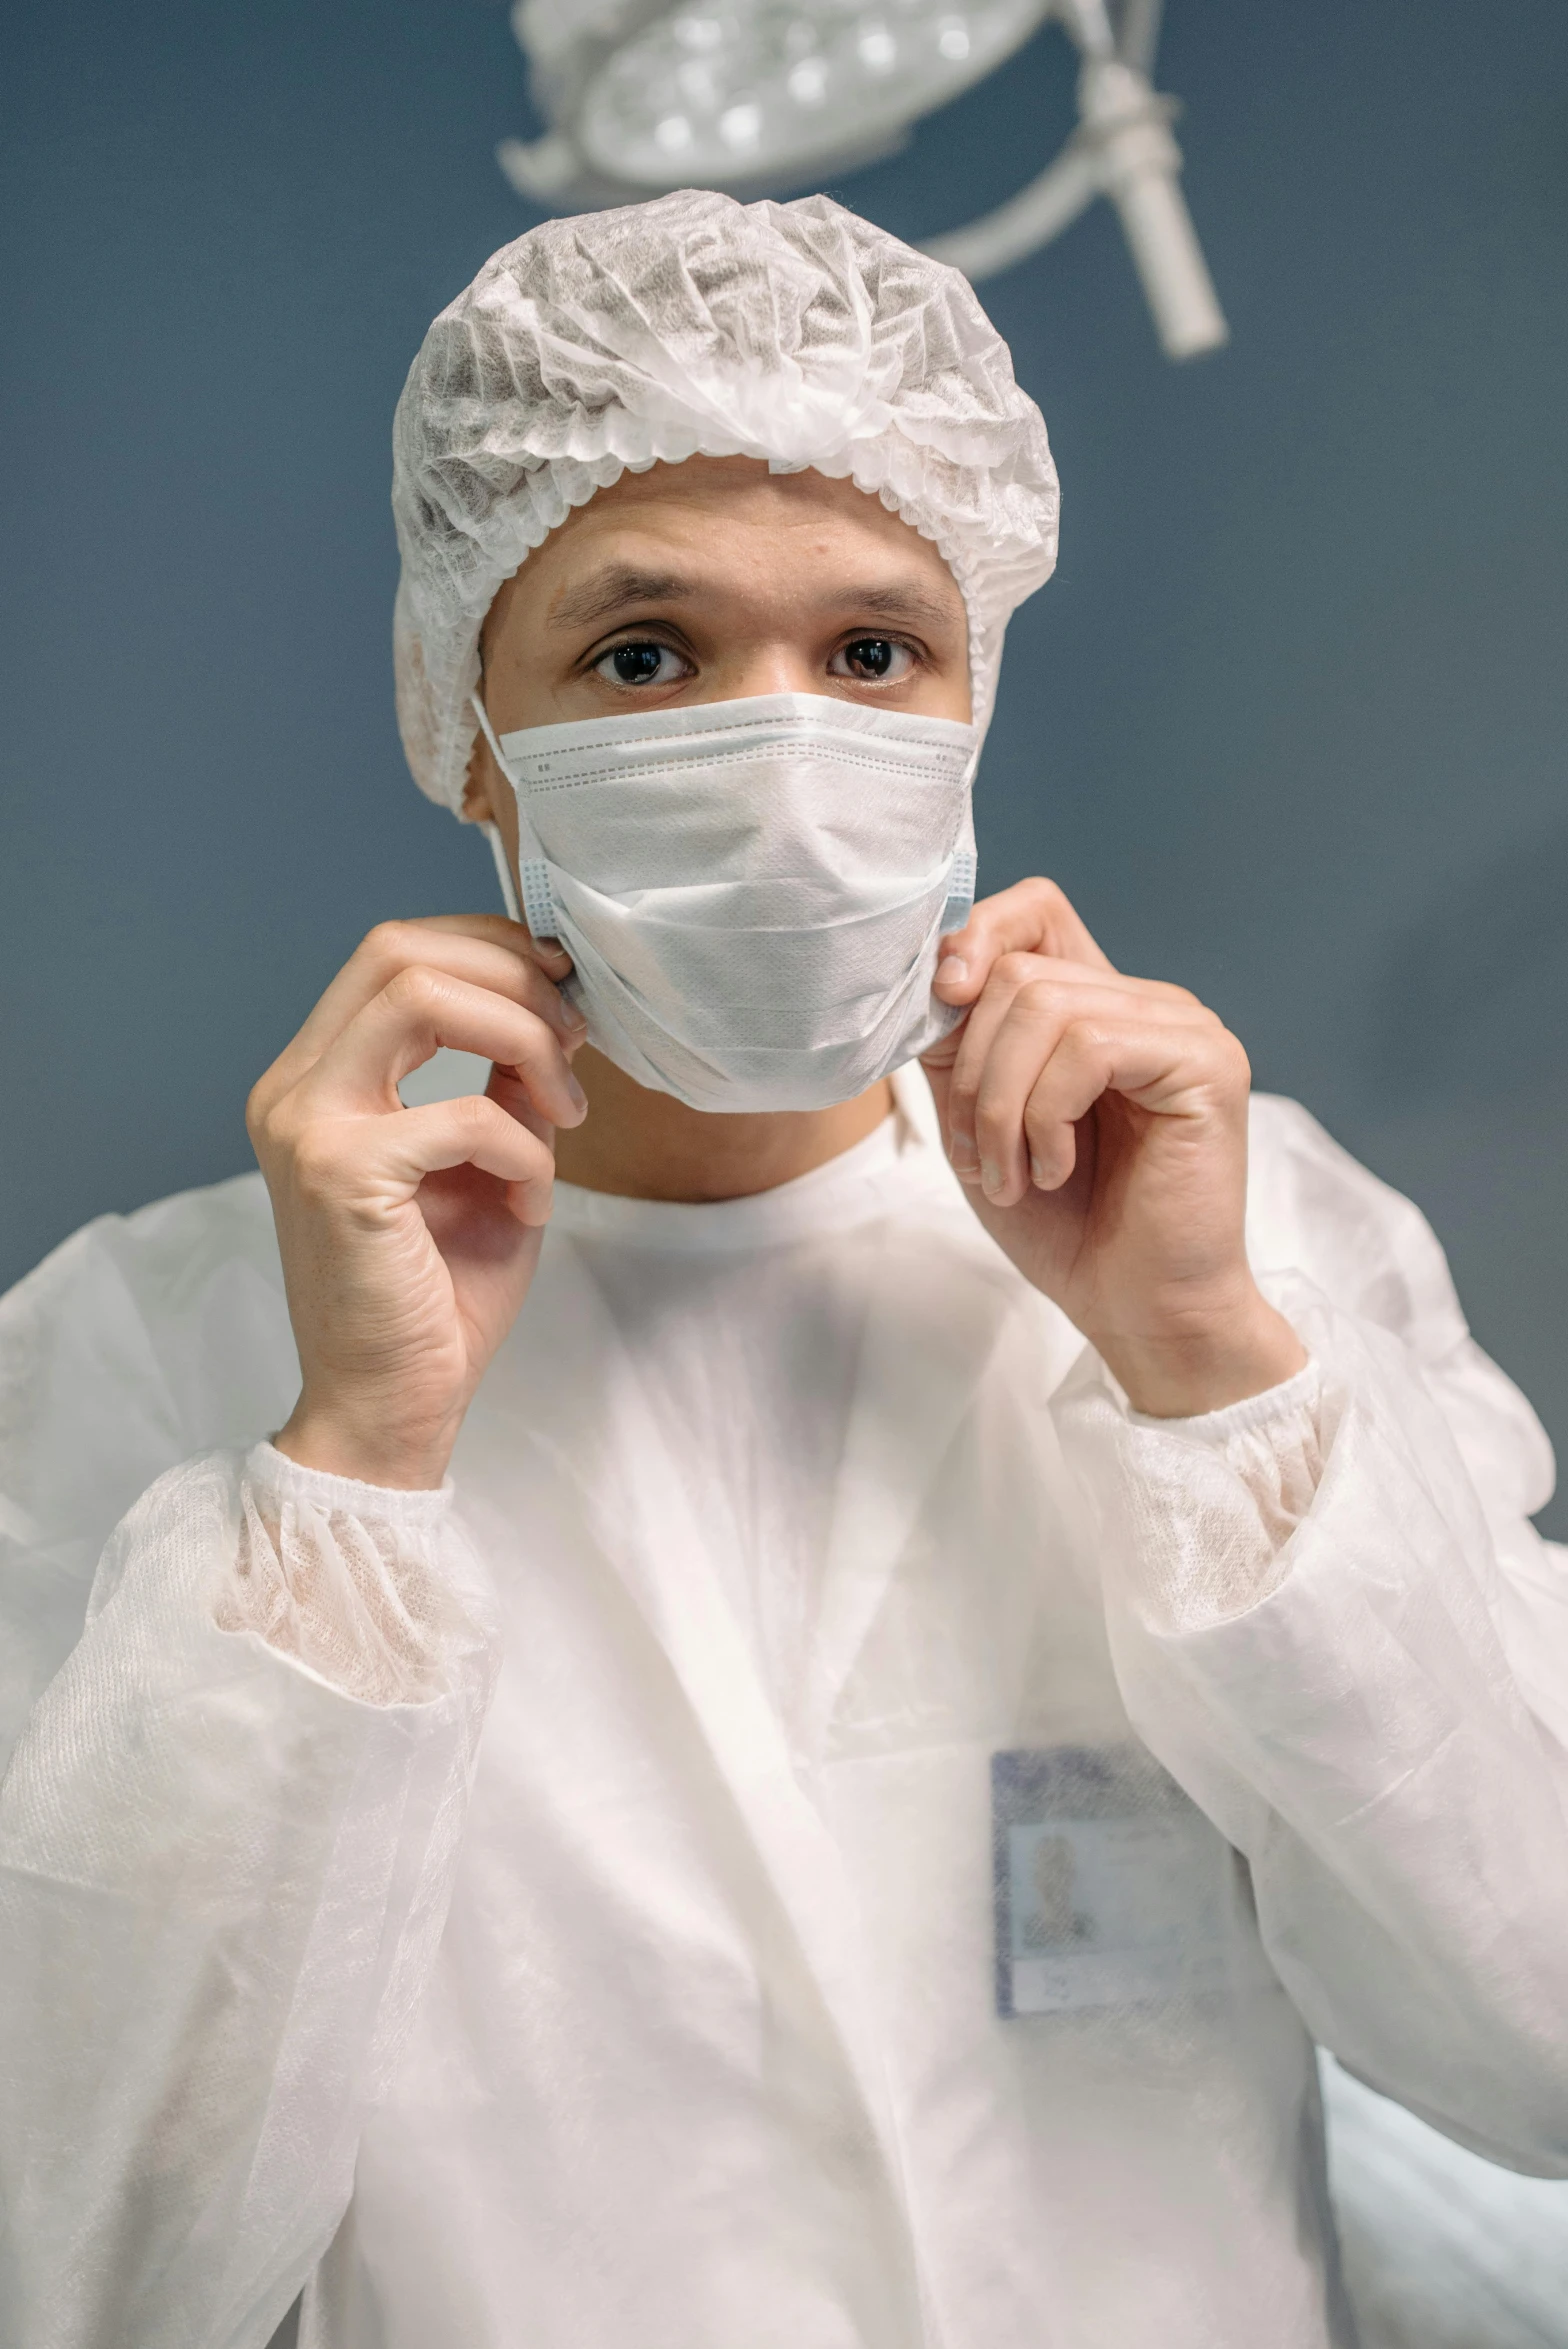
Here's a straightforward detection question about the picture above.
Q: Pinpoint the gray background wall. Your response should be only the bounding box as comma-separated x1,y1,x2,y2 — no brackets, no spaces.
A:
3,1,1567,1528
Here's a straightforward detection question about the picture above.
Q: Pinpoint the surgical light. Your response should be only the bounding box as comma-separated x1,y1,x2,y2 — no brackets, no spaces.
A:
500,0,1227,361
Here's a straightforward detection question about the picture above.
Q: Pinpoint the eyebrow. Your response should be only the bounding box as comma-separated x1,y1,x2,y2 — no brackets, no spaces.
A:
545,564,963,635
840,582,963,631
546,567,696,630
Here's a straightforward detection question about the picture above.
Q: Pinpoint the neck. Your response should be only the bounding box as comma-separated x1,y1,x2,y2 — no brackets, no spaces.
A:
551,1047,895,1203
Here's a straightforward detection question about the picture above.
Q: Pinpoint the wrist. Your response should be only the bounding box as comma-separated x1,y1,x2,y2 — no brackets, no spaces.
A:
273,1394,460,1492
1089,1291,1308,1420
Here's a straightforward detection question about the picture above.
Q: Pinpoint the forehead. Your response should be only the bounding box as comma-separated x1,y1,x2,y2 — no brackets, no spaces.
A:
524,456,962,598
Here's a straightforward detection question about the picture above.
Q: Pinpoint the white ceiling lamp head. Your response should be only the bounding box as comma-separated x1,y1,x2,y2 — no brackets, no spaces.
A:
588,2,1049,191
503,2,1048,195
499,0,1227,361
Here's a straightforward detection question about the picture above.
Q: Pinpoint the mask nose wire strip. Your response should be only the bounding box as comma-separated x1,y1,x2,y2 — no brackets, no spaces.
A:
470,692,561,941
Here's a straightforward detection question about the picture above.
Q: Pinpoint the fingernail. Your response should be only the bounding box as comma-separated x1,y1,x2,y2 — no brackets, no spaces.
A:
566,1073,588,1112
1030,1155,1049,1188
560,996,588,1034
981,1160,1003,1198
935,954,969,988
948,1130,979,1175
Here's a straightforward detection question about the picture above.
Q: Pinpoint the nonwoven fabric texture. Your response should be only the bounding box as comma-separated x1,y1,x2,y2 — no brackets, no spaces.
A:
390,189,1059,813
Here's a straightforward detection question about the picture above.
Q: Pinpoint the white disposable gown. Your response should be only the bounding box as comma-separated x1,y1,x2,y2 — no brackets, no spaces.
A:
2,1073,1567,2349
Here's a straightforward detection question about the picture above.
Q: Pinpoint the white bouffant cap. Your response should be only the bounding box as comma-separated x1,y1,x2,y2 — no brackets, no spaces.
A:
392,189,1059,811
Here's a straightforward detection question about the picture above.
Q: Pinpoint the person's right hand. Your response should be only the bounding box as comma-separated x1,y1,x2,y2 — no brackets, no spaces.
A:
247,916,586,1490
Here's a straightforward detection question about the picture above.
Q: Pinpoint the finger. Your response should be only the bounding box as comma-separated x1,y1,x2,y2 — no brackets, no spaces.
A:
378,1094,557,1226
933,877,1117,1008
936,961,1085,1176
305,920,580,1054
950,954,1192,1077
967,991,1144,1204
486,1058,553,1148
1006,1016,1229,1209
298,965,588,1128
256,918,582,1114
944,971,1191,1182
928,942,1194,1095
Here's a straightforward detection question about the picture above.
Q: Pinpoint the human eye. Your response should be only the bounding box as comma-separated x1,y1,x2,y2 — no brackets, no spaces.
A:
829,636,918,684
590,639,691,688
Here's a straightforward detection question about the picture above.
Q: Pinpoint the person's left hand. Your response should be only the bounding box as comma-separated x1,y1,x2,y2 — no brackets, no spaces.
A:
921,878,1306,1417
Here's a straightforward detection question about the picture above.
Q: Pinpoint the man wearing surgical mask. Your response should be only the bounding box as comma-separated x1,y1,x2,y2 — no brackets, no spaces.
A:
2,192,1567,2349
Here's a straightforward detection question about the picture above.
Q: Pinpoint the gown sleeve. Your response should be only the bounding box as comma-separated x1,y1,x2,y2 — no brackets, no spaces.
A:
0,1187,500,2348
1050,1095,1568,2178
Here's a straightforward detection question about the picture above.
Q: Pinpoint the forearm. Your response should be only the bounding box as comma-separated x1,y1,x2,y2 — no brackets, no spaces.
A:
1086,1282,1308,1421
0,1444,498,2344
1055,1274,1568,2173
275,1391,463,1491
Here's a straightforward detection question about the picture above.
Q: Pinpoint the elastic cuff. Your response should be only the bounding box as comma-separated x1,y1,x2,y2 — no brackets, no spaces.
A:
1127,1356,1323,1445
246,1440,454,1526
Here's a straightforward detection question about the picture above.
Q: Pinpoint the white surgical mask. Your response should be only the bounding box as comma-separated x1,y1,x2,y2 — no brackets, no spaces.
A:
472,692,980,1114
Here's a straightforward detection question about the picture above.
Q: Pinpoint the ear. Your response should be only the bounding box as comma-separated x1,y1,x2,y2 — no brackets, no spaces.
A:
459,723,499,826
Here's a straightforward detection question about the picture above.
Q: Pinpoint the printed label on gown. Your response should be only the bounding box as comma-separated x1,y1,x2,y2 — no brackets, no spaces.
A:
991,1745,1272,2018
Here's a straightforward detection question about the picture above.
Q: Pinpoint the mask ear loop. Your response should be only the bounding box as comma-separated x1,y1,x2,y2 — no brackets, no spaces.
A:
481,819,523,924
469,692,563,943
